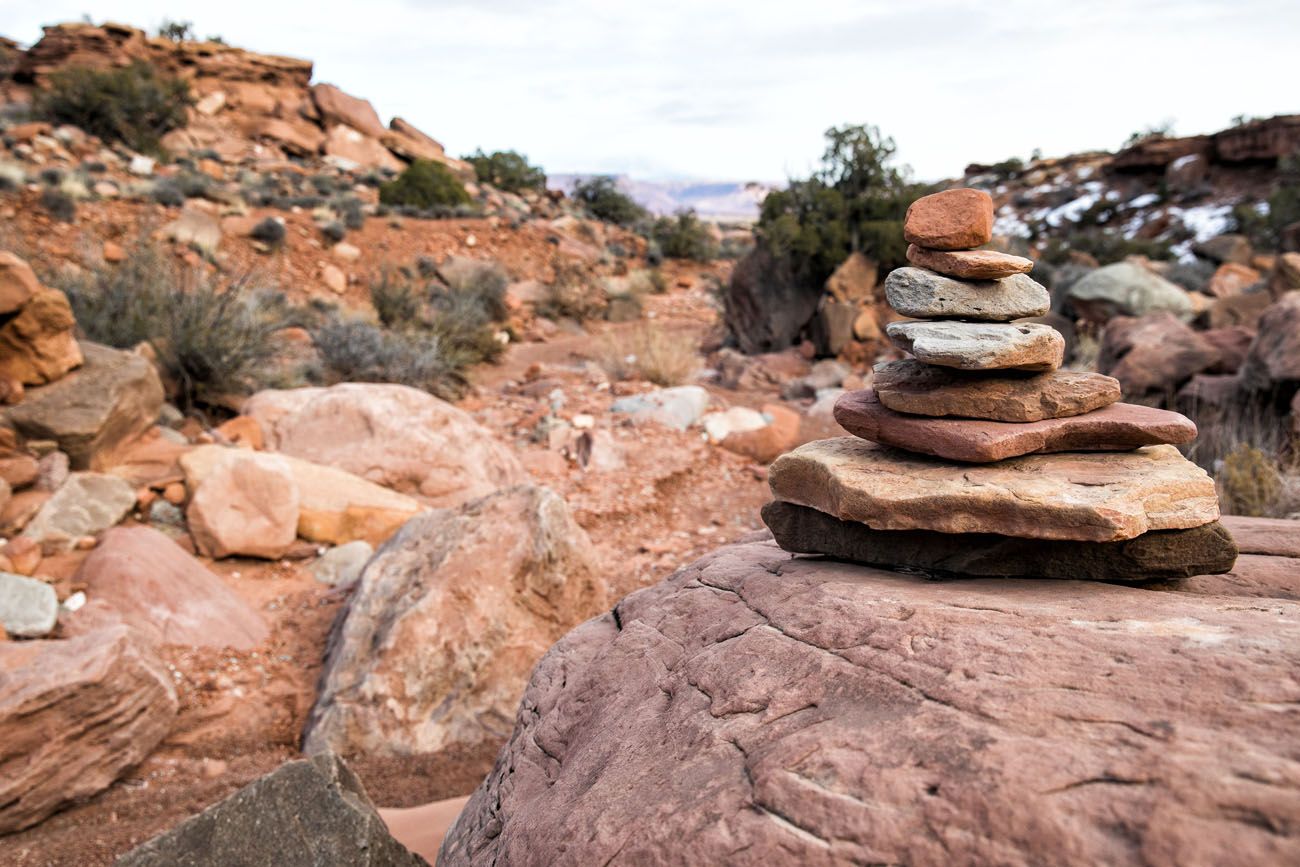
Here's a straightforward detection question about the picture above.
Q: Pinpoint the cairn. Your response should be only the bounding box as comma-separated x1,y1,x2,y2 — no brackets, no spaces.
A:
763,188,1238,582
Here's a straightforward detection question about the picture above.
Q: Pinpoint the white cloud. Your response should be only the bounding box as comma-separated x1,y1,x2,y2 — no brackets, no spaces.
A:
3,0,1297,181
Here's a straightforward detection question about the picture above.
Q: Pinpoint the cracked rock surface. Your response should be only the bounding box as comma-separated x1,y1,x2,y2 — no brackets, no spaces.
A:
440,536,1300,866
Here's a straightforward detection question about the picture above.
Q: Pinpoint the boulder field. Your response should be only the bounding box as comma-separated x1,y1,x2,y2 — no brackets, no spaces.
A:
440,533,1300,865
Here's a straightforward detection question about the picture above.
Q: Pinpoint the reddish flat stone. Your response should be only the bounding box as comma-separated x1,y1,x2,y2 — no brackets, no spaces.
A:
903,188,993,251
873,359,1121,421
834,389,1197,463
906,244,1034,279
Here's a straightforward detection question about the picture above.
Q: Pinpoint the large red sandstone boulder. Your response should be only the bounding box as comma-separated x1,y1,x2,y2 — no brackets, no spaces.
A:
311,83,387,138
243,384,525,505
441,537,1300,865
1240,291,1300,391
74,526,267,649
303,486,606,762
185,449,300,559
0,624,177,833
0,284,82,387
1098,313,1220,396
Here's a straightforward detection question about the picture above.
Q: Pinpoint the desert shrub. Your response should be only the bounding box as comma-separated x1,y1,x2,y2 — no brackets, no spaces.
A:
39,187,76,222
312,319,465,400
379,159,470,210
320,221,347,244
157,20,194,41
37,61,192,155
651,209,717,261
334,196,366,230
535,258,606,322
150,180,185,207
250,217,286,245
370,269,422,328
56,245,288,407
1217,444,1285,517
571,176,647,228
597,322,699,386
465,149,546,193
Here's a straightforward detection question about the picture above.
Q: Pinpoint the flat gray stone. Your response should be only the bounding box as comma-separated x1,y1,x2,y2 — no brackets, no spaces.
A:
884,267,1049,321
311,540,374,587
0,571,58,638
21,472,136,552
886,321,1065,372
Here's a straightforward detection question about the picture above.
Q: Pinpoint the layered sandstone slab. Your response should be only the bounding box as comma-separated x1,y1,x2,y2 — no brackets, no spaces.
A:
768,437,1219,542
762,500,1237,582
903,188,994,250
872,359,1121,421
884,267,1049,321
905,244,1034,279
441,538,1300,866
834,389,1197,463
887,321,1064,371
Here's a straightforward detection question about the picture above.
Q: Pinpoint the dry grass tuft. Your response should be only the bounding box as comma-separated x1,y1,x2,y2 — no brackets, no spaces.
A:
597,322,700,386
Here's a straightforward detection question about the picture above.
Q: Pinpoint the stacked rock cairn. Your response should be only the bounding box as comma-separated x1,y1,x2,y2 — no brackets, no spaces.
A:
763,188,1239,582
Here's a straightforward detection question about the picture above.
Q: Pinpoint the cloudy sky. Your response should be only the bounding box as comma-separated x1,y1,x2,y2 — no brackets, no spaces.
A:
4,1,1297,182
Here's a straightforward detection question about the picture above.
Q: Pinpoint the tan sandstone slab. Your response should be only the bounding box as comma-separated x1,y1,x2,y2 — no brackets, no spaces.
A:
768,437,1219,542
884,267,1049,321
906,244,1034,279
903,188,993,251
873,359,1121,421
887,321,1065,372
834,389,1197,463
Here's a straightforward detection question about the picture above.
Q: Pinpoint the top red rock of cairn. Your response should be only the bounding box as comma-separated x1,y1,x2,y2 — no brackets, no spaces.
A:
904,188,994,251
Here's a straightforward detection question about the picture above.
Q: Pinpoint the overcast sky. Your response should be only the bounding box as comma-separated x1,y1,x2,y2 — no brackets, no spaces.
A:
3,1,1298,182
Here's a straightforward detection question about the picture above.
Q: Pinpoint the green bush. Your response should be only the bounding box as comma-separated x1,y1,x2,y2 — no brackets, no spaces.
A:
37,61,192,155
651,210,717,261
465,149,546,193
370,269,423,328
312,319,466,400
379,159,470,210
571,176,647,227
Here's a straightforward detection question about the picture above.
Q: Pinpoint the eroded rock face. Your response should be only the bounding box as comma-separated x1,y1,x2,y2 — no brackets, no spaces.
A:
117,753,425,867
303,486,606,760
0,625,176,834
768,438,1218,542
243,384,525,505
441,538,1300,866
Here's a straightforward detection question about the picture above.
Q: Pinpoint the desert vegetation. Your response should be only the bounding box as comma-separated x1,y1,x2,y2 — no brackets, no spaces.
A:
36,61,192,154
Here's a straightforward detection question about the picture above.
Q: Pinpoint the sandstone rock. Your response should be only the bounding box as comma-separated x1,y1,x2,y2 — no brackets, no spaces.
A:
250,117,325,157
810,297,858,356
311,83,387,138
769,438,1218,542
702,406,767,443
22,472,136,553
321,263,347,294
1067,262,1193,321
905,244,1033,279
719,403,801,464
1201,325,1255,374
824,251,877,303
0,250,40,315
1097,313,1221,396
1269,252,1300,296
1195,233,1253,265
611,385,711,431
873,359,1121,421
886,321,1064,372
834,389,1196,463
441,537,1299,865
0,288,82,386
117,753,424,867
1208,288,1271,329
310,540,374,587
1240,291,1300,391
903,188,993,250
323,124,403,172
763,501,1237,582
722,246,820,354
2,342,163,469
304,486,605,760
884,267,1049,321
1208,262,1261,298
75,526,267,649
160,207,222,253
244,384,525,505
0,625,176,834
185,450,299,559
780,359,849,400
0,571,58,638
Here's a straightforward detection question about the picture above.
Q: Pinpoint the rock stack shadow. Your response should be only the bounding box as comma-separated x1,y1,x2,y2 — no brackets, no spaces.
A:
763,187,1238,583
